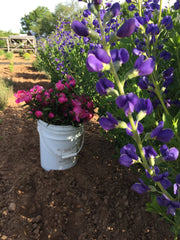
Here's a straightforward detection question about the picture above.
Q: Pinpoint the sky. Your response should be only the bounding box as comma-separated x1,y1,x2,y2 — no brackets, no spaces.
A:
0,0,177,34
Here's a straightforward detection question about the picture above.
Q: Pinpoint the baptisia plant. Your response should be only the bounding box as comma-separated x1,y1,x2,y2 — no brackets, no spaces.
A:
72,0,180,238
15,75,94,126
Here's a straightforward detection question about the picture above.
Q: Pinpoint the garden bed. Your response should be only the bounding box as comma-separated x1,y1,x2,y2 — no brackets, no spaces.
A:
0,56,174,240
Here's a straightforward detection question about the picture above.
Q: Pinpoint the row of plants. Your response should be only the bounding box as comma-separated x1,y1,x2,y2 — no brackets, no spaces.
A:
17,0,180,238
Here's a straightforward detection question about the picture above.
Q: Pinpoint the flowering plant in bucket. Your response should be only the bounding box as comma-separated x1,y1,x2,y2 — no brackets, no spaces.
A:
15,75,94,126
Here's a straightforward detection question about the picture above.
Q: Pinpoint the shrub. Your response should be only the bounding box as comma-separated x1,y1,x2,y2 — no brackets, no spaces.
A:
5,52,13,60
8,62,14,72
0,78,13,109
23,52,31,60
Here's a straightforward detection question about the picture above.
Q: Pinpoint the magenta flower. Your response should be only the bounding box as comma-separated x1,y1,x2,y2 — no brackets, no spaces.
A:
116,18,136,38
15,90,32,103
35,111,43,118
48,112,55,119
56,81,65,91
151,121,174,143
116,93,139,116
58,93,68,104
134,55,155,76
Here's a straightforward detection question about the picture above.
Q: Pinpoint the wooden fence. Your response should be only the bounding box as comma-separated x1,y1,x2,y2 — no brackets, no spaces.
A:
0,35,36,53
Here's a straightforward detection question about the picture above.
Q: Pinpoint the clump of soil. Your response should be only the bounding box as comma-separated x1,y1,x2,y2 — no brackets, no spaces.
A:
0,55,174,240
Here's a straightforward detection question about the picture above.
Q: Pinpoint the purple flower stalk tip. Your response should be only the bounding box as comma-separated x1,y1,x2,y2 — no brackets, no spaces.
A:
116,18,136,38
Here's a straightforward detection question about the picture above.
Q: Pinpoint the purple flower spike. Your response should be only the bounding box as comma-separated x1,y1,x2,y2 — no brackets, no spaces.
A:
153,171,172,190
135,98,153,115
99,112,118,130
160,145,179,161
71,20,89,37
161,16,173,30
119,143,138,167
157,194,180,216
174,174,180,195
116,93,139,116
126,121,144,136
151,121,174,143
116,18,136,38
96,78,114,95
134,55,155,76
131,178,150,194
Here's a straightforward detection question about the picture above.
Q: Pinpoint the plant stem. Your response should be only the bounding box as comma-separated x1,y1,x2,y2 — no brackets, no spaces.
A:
138,0,142,17
158,0,163,26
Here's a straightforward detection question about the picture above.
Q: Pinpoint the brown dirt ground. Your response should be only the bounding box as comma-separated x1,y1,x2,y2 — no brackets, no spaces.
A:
0,54,175,240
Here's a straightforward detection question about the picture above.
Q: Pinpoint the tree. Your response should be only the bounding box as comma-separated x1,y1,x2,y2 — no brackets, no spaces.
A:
20,6,56,37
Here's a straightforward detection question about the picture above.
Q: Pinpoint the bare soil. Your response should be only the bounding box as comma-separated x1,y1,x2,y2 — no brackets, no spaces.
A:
0,54,174,240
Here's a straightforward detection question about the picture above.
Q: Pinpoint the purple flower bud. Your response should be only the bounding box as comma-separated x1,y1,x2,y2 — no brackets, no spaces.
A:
131,178,150,194
116,93,139,116
163,67,174,79
135,98,153,115
160,145,179,161
99,112,118,130
157,194,180,216
146,23,159,35
128,4,136,11
126,121,144,136
138,76,149,89
110,2,121,17
151,121,174,143
174,0,180,9
96,78,114,95
116,18,136,38
71,20,89,37
174,174,180,195
134,55,155,76
126,0,131,3
119,143,138,167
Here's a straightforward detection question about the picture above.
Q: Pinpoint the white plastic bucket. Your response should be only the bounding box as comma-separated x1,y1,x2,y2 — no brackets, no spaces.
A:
37,120,84,171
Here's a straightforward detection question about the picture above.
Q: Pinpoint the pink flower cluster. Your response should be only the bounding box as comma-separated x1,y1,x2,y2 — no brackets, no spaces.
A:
15,75,94,126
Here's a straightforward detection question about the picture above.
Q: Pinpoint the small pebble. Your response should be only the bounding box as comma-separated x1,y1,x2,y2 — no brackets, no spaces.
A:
8,202,16,212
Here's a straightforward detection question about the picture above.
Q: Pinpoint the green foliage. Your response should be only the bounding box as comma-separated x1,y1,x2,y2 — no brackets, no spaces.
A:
0,78,13,109
20,6,56,37
23,52,31,60
8,62,14,72
5,52,13,60
0,49,4,56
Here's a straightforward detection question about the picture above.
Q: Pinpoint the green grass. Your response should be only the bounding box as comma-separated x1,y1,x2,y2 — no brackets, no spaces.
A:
0,78,13,110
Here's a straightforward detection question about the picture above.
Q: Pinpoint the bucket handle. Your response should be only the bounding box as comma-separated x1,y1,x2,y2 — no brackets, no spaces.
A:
62,130,84,159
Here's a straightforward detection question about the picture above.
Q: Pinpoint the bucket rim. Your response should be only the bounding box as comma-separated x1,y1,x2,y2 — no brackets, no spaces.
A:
37,119,83,130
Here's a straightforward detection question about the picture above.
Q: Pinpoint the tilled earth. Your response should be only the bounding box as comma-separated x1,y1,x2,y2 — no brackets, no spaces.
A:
0,54,174,240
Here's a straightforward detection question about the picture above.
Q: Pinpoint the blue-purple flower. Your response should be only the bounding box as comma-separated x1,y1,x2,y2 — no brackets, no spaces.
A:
86,49,111,72
99,112,118,130
126,121,144,136
161,16,173,30
157,194,180,216
116,93,139,116
134,55,155,76
71,20,89,37
174,174,180,195
116,18,136,38
119,143,139,167
135,98,153,115
160,51,171,60
160,145,179,161
143,146,158,160
151,121,174,143
111,48,129,64
152,169,172,190
96,78,114,95
131,178,150,194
